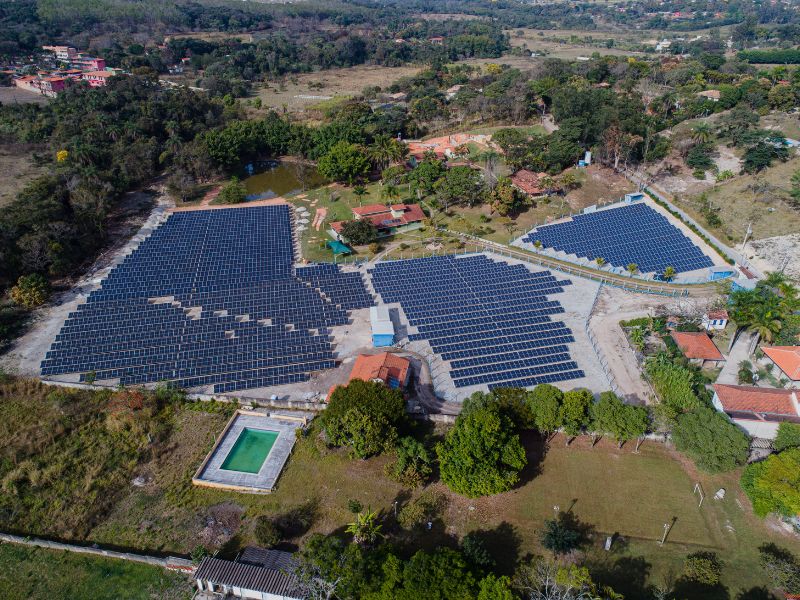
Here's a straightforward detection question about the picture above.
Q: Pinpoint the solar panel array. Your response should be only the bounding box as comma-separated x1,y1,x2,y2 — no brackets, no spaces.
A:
521,203,713,274
41,206,373,393
369,255,584,390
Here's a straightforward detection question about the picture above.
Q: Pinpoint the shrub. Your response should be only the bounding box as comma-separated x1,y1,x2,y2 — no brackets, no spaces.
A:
672,408,749,473
684,552,722,585
217,177,247,204
384,436,432,487
774,423,800,452
397,490,448,530
255,516,281,547
541,513,582,555
10,274,51,309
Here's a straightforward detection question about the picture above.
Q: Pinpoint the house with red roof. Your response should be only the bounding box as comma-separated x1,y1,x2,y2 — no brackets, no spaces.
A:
670,331,725,366
329,203,425,243
702,309,729,331
327,352,411,400
13,74,65,97
81,70,116,87
761,346,800,387
712,384,800,439
510,169,562,197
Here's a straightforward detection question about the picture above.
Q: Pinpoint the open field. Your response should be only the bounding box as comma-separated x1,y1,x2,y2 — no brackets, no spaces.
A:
0,86,50,105
255,64,422,114
6,376,794,598
0,543,192,600
0,144,47,207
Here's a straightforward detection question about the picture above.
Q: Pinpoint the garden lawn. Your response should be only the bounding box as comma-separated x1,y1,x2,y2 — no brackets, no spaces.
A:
0,543,192,600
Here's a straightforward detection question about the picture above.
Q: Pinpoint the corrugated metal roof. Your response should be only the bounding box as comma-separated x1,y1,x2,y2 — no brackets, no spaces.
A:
239,547,297,571
194,557,302,597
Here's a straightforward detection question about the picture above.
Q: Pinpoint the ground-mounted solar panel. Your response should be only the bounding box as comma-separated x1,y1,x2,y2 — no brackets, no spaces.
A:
518,202,713,275
41,206,375,393
369,254,584,392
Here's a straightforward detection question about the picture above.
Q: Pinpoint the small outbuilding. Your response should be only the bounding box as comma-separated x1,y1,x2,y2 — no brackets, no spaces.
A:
194,548,302,600
349,352,411,389
702,309,729,331
370,305,395,347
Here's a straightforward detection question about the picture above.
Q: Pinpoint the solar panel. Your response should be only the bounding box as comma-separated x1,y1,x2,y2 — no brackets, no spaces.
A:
519,202,714,274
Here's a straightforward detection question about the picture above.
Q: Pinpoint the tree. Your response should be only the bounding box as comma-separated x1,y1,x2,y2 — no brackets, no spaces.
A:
379,548,478,600
774,422,800,452
672,408,749,473
489,177,527,216
217,176,247,204
590,392,649,447
381,182,400,203
477,575,514,600
436,404,527,498
758,545,800,596
385,436,432,487
741,448,800,517
346,508,383,546
540,514,582,555
433,166,485,211
10,273,51,308
515,558,614,600
691,123,712,144
317,141,371,185
662,266,676,281
743,141,788,174
559,390,592,444
353,184,368,206
339,220,378,246
322,380,406,459
626,263,638,277
407,159,445,200
528,384,563,437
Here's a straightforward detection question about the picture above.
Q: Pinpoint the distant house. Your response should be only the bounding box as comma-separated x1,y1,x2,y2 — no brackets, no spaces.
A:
429,36,444,44
329,203,425,242
13,75,65,97
42,45,78,62
510,169,561,197
385,92,407,102
71,55,106,71
702,309,729,331
446,84,463,100
81,70,115,87
761,346,800,386
194,547,302,600
712,384,800,439
670,331,725,366
697,89,721,102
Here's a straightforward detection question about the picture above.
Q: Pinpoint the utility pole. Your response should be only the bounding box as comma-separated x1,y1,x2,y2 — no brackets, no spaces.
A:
740,222,753,252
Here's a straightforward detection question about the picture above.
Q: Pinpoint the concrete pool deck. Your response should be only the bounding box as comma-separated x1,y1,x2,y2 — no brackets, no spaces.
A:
192,410,307,494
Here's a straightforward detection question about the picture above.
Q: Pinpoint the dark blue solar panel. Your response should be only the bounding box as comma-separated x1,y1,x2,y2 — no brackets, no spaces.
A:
520,202,713,274
40,206,374,392
369,254,584,391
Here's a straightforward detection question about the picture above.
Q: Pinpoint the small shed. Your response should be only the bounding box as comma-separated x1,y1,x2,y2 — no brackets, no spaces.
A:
370,305,395,347
702,309,729,331
624,192,645,203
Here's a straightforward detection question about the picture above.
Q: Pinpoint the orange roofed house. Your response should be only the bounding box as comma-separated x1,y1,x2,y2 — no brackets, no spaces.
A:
329,204,425,243
670,331,725,366
510,169,562,198
328,352,411,400
713,384,800,439
761,346,800,388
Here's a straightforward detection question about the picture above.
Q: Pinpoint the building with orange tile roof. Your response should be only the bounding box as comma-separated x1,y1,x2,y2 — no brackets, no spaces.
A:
81,70,115,87
761,346,800,384
670,331,725,365
712,384,800,439
330,203,425,242
510,169,562,197
327,352,411,400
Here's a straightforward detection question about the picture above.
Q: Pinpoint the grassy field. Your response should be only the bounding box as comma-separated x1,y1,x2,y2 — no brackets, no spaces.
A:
2,377,799,597
254,64,422,114
0,144,47,207
0,543,192,600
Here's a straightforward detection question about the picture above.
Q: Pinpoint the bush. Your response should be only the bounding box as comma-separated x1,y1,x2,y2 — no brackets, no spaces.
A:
255,515,281,547
10,274,51,309
774,423,800,452
397,490,447,530
384,436,432,487
217,177,247,204
541,513,582,555
684,552,722,585
340,220,378,245
672,408,749,473
742,448,800,517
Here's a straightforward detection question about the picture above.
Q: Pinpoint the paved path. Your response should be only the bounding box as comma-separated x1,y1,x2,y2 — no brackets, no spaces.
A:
716,330,758,385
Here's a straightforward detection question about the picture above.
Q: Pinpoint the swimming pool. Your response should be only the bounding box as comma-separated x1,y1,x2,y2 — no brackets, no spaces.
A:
220,428,279,474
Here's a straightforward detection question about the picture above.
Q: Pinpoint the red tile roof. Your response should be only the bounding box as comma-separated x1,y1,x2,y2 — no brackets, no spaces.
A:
332,203,425,234
510,169,560,196
762,346,800,380
82,70,114,77
706,309,729,321
349,352,410,386
713,384,798,417
670,331,724,361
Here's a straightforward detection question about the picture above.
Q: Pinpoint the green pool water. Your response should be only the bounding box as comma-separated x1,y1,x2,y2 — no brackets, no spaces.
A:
221,428,279,474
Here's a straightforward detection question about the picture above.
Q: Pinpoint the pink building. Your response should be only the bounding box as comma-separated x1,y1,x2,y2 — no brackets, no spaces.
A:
14,75,65,97
72,55,106,71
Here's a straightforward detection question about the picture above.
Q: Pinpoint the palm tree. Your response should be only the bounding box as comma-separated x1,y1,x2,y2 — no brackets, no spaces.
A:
369,134,396,172
662,266,676,281
533,240,543,250
595,257,606,267
691,123,712,144
353,185,368,207
381,183,399,203
626,263,638,277
346,509,382,546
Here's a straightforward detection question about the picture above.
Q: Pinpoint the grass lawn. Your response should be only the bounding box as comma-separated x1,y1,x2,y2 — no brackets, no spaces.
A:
0,543,192,600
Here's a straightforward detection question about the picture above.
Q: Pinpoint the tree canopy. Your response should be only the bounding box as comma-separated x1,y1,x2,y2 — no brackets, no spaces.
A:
742,448,800,517
672,408,750,473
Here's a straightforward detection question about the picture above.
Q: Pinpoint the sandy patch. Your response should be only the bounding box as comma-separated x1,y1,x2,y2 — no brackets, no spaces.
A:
746,233,800,282
312,207,328,231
